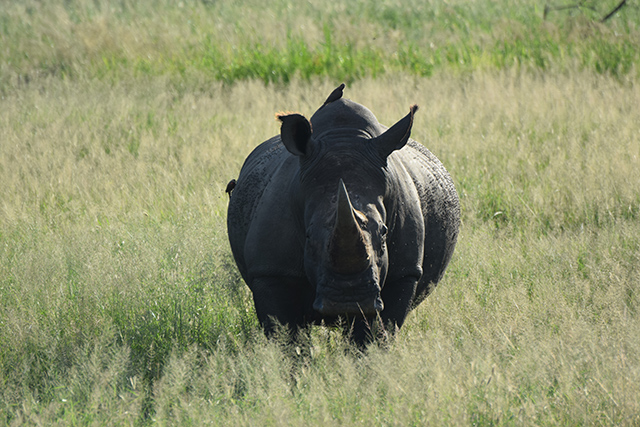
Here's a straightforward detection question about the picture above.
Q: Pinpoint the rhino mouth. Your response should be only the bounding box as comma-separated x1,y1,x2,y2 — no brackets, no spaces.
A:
313,293,384,317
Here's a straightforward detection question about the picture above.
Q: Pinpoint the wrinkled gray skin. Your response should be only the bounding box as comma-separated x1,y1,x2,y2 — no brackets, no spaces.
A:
227,86,460,345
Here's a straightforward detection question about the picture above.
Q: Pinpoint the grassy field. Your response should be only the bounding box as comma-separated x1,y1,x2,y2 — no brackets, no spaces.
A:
2,0,640,89
1,0,640,425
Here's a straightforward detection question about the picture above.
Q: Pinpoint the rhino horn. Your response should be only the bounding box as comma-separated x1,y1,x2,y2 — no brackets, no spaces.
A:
373,104,419,158
329,179,370,274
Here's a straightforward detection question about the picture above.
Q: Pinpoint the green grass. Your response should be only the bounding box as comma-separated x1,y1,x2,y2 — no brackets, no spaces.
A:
1,0,640,91
1,0,640,425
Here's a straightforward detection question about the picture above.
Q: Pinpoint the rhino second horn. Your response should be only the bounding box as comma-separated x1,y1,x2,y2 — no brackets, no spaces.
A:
329,179,370,275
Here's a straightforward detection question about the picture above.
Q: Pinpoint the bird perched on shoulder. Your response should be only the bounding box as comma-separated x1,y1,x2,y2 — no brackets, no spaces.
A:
225,179,236,197
321,83,345,107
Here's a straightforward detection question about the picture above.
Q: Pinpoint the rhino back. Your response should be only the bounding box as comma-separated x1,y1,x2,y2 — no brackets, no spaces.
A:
394,140,460,306
227,136,288,280
227,136,304,282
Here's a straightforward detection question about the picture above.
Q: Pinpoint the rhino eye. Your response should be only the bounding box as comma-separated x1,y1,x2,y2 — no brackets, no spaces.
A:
380,225,388,237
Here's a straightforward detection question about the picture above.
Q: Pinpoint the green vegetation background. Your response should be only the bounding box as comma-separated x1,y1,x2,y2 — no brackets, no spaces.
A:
3,0,640,88
1,0,639,425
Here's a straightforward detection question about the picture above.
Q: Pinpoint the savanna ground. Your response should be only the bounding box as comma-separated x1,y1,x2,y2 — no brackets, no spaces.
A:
1,0,639,425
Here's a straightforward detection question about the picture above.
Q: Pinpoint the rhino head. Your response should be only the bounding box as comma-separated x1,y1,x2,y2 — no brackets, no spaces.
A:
277,92,418,318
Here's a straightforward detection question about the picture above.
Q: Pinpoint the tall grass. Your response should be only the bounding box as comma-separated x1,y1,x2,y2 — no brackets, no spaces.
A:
2,71,639,424
1,0,640,424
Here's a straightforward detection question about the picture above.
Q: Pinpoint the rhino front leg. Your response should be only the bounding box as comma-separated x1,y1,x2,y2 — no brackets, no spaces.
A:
380,276,419,332
250,276,315,340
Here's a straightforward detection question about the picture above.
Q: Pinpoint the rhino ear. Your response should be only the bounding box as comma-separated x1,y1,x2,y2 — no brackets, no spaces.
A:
277,113,312,156
372,104,419,158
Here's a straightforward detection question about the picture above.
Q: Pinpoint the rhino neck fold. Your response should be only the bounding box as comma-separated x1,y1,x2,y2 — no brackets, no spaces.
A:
328,180,370,275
